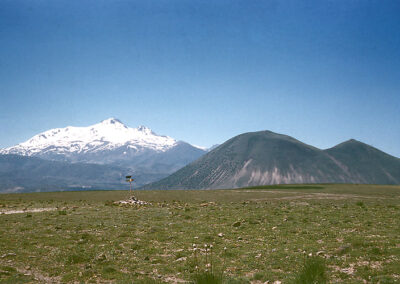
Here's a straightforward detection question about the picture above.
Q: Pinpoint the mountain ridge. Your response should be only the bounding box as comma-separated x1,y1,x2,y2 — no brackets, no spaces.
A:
0,118,206,186
0,118,183,158
143,130,400,190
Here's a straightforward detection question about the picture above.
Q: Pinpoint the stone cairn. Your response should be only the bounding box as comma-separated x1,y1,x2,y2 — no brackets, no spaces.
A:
114,196,150,206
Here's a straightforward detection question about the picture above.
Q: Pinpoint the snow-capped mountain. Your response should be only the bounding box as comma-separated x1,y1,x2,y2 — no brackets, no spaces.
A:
0,118,206,186
1,118,178,157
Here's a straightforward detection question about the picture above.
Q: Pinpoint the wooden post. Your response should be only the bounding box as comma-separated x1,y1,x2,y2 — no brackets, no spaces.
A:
126,176,134,194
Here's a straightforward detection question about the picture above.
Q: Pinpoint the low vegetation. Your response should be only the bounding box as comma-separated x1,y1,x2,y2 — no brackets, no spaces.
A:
0,184,399,283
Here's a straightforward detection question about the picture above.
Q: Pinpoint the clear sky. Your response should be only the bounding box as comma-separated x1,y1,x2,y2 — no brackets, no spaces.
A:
1,0,399,157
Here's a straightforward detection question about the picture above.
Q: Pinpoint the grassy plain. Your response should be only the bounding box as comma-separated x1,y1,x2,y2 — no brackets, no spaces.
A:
0,184,399,283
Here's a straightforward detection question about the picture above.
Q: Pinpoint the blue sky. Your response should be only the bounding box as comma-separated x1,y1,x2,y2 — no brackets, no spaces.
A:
1,0,399,157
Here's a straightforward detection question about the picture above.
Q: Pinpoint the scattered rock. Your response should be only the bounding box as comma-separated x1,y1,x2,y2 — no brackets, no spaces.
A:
114,196,150,206
1,252,16,258
175,257,187,262
218,233,224,237
96,253,107,262
338,265,355,275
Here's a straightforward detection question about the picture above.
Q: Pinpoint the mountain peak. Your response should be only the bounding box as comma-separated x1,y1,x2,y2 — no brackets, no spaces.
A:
101,118,124,125
330,139,367,149
0,118,181,157
137,125,153,133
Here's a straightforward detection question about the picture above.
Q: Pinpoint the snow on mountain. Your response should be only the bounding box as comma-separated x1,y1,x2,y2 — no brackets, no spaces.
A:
192,145,209,151
0,118,179,157
0,118,207,187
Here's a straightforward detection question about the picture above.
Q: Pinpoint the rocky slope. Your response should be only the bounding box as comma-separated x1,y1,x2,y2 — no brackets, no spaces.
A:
144,131,400,189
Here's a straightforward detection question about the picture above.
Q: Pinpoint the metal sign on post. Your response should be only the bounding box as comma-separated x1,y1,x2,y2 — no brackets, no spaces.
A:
126,175,134,194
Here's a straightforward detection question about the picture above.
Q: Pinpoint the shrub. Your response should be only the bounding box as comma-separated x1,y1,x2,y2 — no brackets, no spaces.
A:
253,272,265,280
293,256,327,284
192,271,223,284
356,201,365,208
66,253,87,264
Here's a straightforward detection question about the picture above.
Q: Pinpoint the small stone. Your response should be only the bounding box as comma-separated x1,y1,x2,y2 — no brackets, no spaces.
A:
97,253,107,262
1,252,16,258
218,233,224,237
237,236,243,240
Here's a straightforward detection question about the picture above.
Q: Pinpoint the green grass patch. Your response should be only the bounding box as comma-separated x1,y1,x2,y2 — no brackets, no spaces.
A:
293,257,327,284
192,271,223,284
0,184,399,282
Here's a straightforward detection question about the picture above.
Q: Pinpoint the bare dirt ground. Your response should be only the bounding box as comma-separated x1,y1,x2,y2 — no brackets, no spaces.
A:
0,207,57,215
